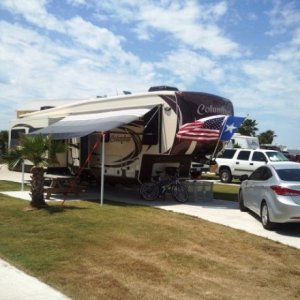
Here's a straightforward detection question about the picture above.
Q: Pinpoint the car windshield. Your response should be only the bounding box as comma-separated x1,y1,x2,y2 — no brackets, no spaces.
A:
266,151,289,162
276,169,300,181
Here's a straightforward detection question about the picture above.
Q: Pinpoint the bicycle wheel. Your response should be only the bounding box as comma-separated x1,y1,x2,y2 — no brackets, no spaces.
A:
140,182,160,201
171,183,189,203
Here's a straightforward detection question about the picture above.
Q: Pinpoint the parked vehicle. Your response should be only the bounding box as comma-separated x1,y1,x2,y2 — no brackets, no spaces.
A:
226,133,260,149
216,148,288,183
238,162,300,230
9,86,234,184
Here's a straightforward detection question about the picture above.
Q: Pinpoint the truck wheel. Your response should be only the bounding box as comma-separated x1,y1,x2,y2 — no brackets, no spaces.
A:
220,169,232,183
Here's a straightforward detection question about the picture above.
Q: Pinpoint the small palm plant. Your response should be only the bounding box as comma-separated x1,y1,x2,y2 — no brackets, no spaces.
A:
3,134,66,209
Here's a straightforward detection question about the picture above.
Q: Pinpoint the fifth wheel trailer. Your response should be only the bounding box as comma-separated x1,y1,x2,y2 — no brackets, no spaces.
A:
9,87,234,183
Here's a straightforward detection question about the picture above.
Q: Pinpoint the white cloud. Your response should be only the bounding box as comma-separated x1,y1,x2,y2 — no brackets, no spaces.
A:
90,0,239,57
202,1,228,21
0,1,146,71
247,12,258,21
0,20,155,108
42,0,237,59
1,0,65,32
157,48,224,85
136,1,239,56
1,0,300,148
220,56,300,121
266,0,300,36
66,0,87,6
65,16,123,51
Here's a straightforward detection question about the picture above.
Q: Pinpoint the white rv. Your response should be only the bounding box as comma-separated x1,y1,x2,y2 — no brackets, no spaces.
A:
9,87,234,183
226,133,260,150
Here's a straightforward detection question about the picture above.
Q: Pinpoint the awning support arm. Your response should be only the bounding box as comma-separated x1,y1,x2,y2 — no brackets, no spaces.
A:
100,132,105,206
144,106,160,129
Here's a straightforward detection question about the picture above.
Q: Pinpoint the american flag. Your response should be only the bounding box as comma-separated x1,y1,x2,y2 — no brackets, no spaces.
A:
176,115,226,142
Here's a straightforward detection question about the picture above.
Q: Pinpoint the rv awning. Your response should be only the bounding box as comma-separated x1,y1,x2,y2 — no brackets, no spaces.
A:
30,107,154,140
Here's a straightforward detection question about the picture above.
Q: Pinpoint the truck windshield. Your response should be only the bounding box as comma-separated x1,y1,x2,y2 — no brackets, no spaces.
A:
266,151,289,162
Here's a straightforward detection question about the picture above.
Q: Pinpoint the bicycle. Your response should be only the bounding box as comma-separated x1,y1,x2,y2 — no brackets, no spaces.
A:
139,169,189,203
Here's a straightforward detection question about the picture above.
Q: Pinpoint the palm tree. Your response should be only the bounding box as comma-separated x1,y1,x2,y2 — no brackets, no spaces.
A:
258,130,277,144
3,134,65,209
237,119,258,136
0,130,8,159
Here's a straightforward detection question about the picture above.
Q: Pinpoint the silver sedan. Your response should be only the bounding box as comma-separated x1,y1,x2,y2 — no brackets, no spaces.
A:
238,162,300,230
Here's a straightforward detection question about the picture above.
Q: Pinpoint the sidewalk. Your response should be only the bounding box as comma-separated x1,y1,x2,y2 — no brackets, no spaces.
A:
0,258,71,300
0,164,31,183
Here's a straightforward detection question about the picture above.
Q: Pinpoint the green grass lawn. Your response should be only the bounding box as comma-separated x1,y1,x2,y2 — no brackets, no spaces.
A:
1,181,300,299
213,183,239,201
0,180,30,191
202,173,240,201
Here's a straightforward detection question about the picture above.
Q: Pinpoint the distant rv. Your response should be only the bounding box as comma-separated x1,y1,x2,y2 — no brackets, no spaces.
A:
226,133,260,150
9,86,234,183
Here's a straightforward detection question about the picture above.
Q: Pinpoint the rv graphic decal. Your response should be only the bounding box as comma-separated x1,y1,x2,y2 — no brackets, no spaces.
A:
110,134,131,143
197,103,232,116
93,125,143,168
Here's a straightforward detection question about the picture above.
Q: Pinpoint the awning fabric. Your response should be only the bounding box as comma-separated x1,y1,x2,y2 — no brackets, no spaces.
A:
30,107,154,140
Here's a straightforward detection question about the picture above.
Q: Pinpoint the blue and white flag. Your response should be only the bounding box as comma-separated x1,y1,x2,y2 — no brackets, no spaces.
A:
220,116,245,141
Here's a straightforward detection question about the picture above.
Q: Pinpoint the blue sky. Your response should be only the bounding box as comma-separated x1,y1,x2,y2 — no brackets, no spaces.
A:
0,0,299,149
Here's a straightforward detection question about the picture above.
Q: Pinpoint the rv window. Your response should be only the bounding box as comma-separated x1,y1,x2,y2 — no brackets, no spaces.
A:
142,107,159,145
11,129,25,139
10,129,26,147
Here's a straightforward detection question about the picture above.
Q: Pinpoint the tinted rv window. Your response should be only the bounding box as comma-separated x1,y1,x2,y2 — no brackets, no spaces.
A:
10,129,26,147
142,107,159,145
11,129,25,139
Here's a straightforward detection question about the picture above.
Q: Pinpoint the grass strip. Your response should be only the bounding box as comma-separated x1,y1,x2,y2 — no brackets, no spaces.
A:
0,181,300,299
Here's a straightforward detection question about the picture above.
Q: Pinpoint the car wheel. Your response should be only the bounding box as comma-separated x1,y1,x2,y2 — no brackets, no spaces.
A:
220,169,232,183
238,190,247,212
261,202,276,230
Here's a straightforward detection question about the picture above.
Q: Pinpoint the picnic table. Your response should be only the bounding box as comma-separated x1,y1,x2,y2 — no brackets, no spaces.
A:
44,174,80,199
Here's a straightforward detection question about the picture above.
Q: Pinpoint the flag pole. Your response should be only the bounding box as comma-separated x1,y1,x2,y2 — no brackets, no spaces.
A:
211,116,229,161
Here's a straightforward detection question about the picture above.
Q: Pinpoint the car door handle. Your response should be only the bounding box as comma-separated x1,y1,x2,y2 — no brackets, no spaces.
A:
250,163,253,165
236,162,239,165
